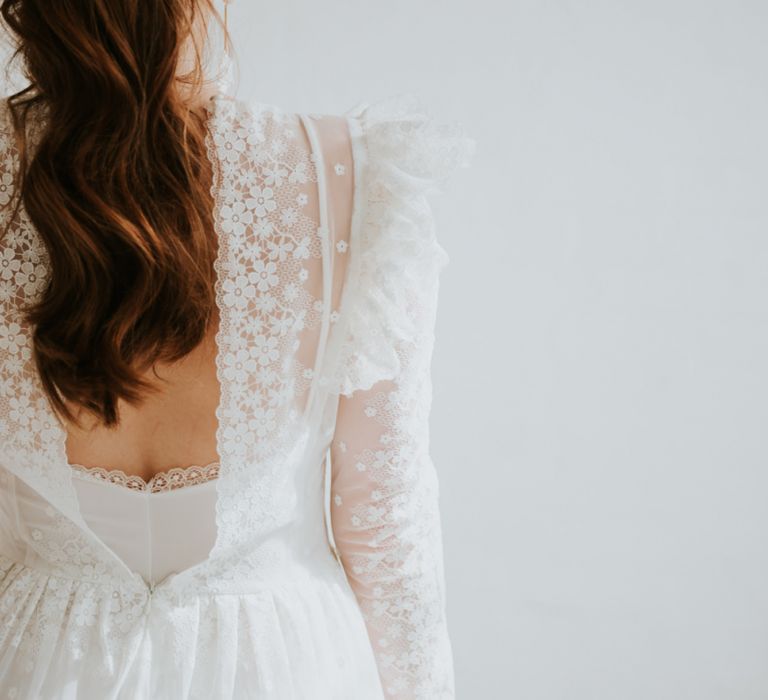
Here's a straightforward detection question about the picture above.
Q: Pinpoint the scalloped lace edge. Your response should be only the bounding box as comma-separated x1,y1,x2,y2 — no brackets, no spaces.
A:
69,461,221,493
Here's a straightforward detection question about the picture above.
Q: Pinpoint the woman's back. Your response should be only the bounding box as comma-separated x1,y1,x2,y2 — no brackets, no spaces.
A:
64,317,222,482
4,94,354,477
59,96,355,486
0,91,474,698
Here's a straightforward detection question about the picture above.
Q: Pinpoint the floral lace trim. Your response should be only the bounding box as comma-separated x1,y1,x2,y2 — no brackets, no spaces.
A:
69,461,221,493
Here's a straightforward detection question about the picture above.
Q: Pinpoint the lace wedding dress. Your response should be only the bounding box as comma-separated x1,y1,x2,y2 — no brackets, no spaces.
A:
0,92,475,699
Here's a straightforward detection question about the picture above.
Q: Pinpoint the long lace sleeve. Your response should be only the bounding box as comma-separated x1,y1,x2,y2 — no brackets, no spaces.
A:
323,95,475,699
330,340,452,699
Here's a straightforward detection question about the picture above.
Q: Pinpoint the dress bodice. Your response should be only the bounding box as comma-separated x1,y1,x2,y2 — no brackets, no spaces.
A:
0,91,474,699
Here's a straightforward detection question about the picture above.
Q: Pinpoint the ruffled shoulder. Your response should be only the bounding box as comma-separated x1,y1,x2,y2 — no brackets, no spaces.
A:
318,93,476,397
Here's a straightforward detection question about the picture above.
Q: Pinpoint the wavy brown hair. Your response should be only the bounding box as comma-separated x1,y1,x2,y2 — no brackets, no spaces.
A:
0,0,230,428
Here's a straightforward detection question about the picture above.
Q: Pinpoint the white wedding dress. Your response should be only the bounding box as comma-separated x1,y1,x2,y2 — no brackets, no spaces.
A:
0,92,475,699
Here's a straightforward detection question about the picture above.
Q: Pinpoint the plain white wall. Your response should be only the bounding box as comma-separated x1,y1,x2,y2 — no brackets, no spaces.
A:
4,2,768,697
226,2,767,698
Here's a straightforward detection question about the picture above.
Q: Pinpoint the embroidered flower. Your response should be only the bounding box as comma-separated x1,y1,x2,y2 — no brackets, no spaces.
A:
247,185,277,218
221,274,256,310
220,201,254,237
267,238,293,262
214,130,246,164
222,347,258,384
270,138,288,157
293,237,311,260
253,217,274,239
251,260,278,291
334,163,346,176
15,260,41,297
271,315,294,336
289,161,309,184
253,334,279,366
280,208,298,227
0,278,13,305
250,406,277,438
0,247,20,280
263,164,289,187
254,293,278,313
0,320,24,355
74,597,98,627
236,169,259,189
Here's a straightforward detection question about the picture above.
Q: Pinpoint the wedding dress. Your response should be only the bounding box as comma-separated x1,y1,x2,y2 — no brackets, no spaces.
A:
0,91,475,699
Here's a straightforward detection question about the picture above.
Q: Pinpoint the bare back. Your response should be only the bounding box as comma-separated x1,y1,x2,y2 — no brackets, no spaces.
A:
60,99,353,483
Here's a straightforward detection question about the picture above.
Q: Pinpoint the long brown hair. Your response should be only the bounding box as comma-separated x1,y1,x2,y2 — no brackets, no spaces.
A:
0,0,230,428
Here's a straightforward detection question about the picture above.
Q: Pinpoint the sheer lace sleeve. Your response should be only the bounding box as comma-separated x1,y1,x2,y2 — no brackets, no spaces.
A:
325,95,475,699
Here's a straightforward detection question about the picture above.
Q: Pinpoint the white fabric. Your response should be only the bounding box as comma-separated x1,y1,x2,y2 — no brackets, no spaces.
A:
0,92,475,699
68,469,219,586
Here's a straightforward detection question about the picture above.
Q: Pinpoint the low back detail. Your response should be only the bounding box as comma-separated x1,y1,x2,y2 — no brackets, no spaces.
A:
0,91,475,699
69,466,220,587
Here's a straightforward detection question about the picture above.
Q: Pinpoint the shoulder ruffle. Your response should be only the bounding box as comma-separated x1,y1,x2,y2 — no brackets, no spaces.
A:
319,93,476,397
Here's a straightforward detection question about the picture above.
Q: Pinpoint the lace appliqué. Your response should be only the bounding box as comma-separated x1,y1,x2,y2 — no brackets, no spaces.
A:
69,461,221,493
325,94,475,698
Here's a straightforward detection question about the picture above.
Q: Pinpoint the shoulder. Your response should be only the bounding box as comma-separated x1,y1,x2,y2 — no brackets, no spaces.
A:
208,92,476,177
339,93,476,195
206,95,344,164
314,95,476,396
297,93,477,197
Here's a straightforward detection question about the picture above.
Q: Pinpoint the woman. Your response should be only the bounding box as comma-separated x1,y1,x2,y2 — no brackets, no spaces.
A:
0,0,474,697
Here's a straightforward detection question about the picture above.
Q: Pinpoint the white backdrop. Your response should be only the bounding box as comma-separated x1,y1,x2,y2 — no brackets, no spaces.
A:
5,2,768,697
231,2,766,698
